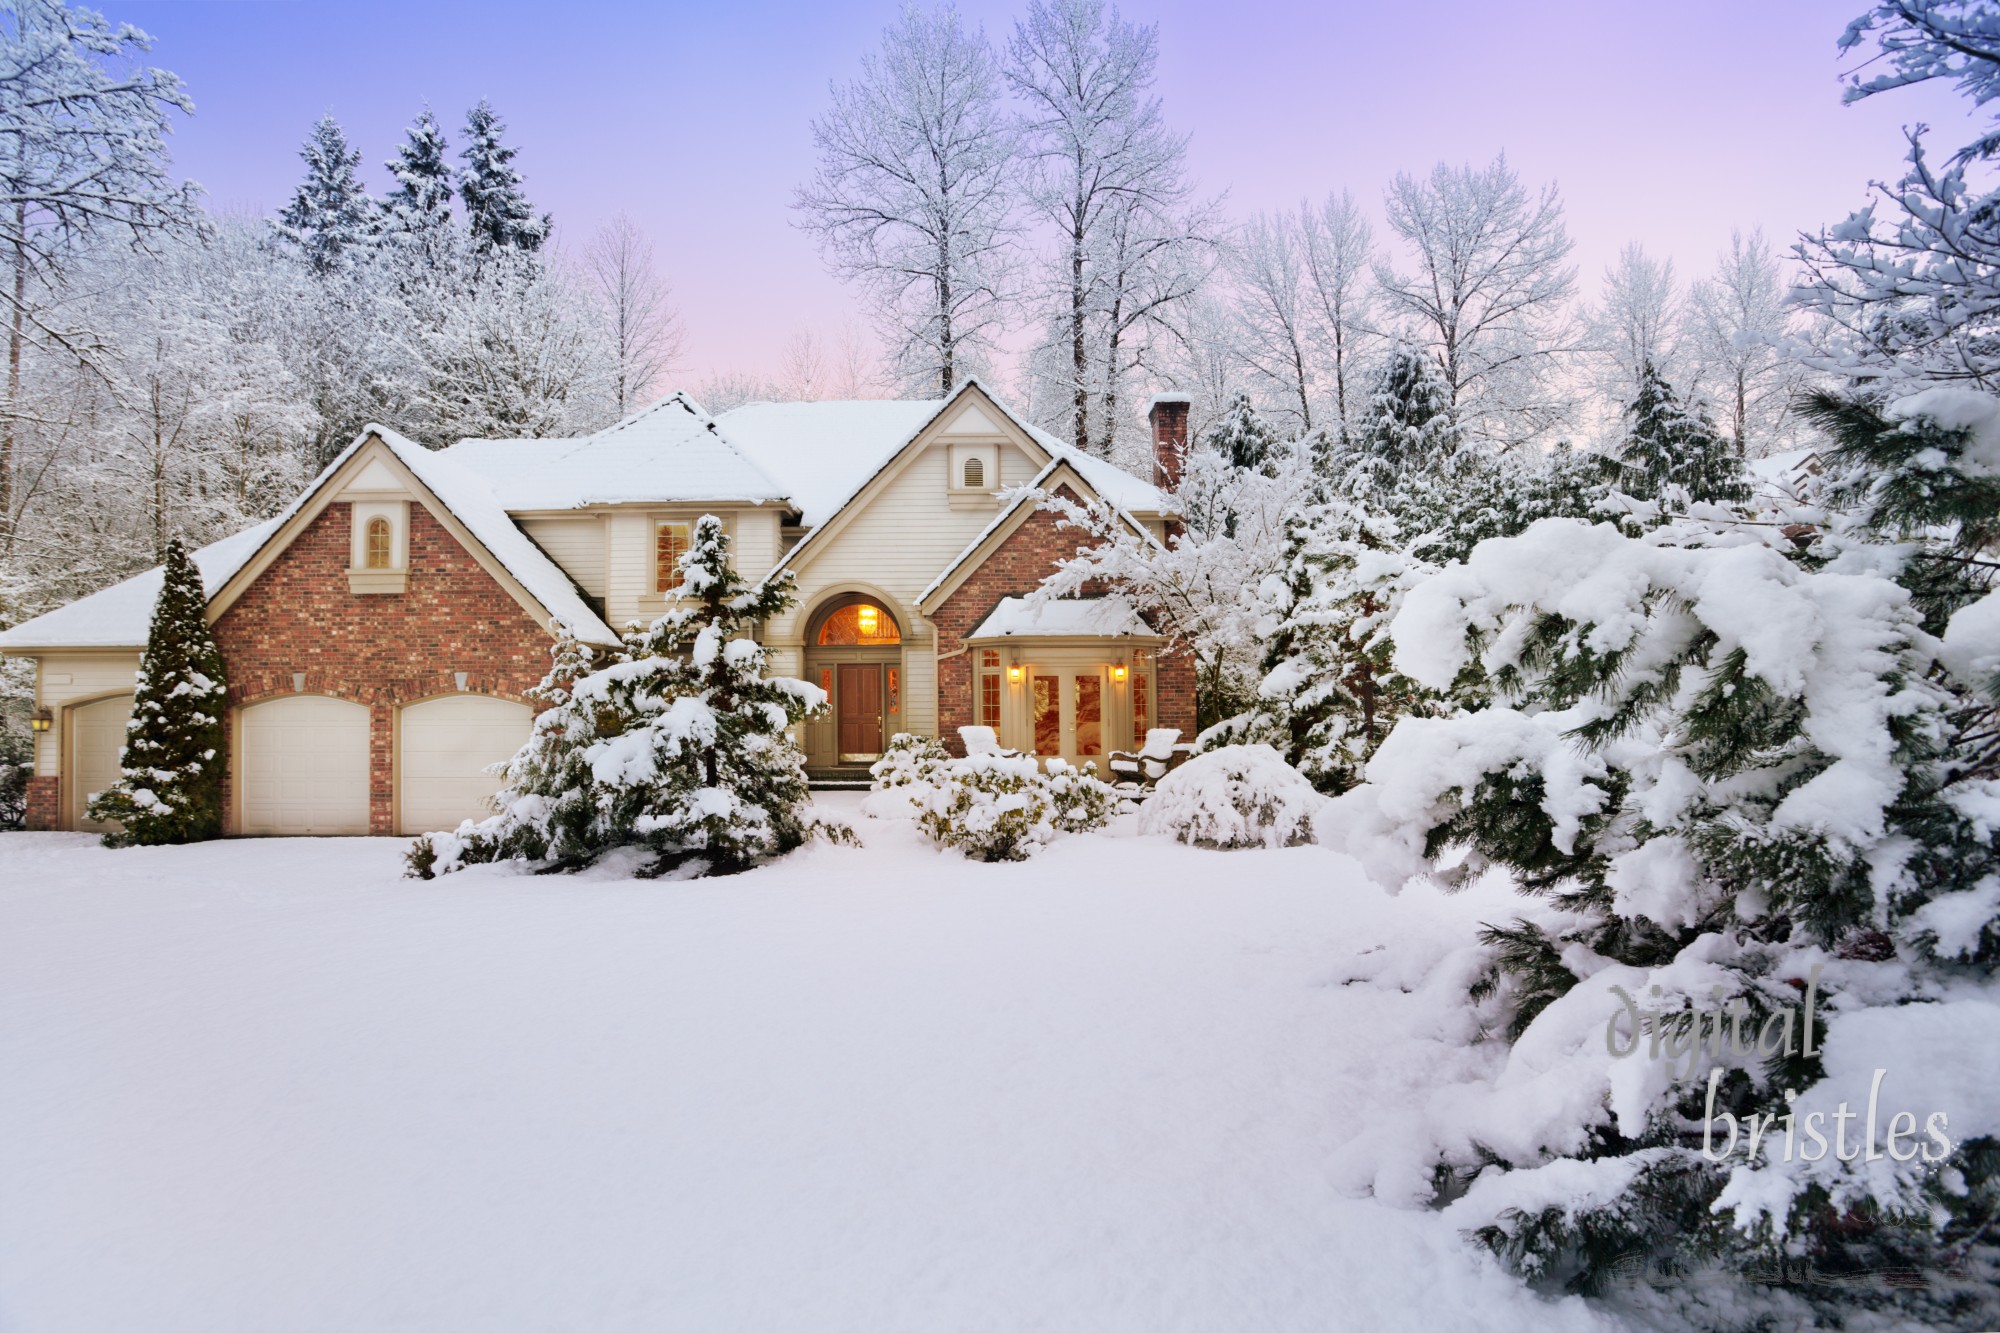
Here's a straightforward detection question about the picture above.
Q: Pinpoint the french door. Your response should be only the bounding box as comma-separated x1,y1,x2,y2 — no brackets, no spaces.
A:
1027,666,1110,766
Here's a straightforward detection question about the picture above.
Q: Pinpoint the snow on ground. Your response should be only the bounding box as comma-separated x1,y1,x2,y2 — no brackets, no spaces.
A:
0,797,1635,1333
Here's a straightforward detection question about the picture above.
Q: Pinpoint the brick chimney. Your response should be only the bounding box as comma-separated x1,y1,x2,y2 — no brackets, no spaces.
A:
1147,394,1192,490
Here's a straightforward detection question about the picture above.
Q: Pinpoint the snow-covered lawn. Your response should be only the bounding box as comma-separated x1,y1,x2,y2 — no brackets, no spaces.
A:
0,798,1630,1333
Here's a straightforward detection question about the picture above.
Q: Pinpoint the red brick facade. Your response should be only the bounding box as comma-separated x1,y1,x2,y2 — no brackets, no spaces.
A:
210,502,553,834
24,774,58,831
931,487,1197,756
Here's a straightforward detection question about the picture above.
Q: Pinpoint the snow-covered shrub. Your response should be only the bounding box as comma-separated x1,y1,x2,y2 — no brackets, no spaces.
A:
0,728,27,830
86,538,228,846
1137,744,1321,850
915,752,1058,862
409,517,853,879
870,732,950,789
1042,758,1115,833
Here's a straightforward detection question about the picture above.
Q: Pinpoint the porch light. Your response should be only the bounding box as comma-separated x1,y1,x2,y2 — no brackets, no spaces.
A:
30,706,52,733
1008,664,1023,682
1112,663,1127,682
857,604,879,637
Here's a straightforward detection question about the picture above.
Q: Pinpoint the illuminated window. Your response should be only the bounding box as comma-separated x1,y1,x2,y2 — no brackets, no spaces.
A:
1133,671,1149,734
819,667,833,698
962,457,985,488
364,516,393,569
981,649,999,669
979,671,1001,727
1032,674,1059,755
655,522,692,593
816,602,901,645
1074,673,1101,755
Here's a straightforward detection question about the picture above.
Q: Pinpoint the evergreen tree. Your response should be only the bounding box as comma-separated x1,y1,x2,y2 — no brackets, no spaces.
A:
1613,361,1751,505
273,114,376,276
411,517,850,878
86,539,227,845
380,107,457,266
1206,392,1280,473
458,100,549,257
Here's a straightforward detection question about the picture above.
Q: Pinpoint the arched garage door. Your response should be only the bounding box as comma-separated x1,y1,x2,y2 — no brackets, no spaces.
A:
240,696,370,835
397,695,531,835
68,694,134,832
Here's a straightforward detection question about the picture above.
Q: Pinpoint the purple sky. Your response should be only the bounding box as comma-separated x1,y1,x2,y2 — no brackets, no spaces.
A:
126,0,1971,384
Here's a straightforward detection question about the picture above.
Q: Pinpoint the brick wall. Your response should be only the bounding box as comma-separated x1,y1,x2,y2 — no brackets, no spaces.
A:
211,502,553,834
931,487,1196,755
24,774,58,831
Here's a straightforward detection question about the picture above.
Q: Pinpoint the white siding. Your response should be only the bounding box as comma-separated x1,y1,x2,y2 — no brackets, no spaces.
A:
519,517,607,597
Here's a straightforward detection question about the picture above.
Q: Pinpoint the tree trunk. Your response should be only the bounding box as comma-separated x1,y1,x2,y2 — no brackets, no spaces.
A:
1,206,26,552
1071,226,1087,453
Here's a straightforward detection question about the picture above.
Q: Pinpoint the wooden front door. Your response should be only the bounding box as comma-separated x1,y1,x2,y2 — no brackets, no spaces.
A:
837,663,884,761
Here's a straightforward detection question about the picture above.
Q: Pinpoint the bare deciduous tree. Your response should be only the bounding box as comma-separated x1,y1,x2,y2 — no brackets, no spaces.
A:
585,213,684,416
795,4,1017,396
1375,155,1577,448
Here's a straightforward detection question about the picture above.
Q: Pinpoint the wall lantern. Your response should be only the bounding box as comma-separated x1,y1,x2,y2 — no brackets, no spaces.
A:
1008,664,1023,683
30,706,53,733
1111,663,1128,682
856,604,879,637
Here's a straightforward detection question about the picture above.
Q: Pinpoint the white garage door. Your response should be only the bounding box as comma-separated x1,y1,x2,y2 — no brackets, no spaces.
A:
69,694,135,832
398,695,531,835
240,696,370,835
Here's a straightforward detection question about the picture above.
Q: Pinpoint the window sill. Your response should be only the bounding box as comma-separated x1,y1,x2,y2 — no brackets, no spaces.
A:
946,488,999,510
347,568,408,594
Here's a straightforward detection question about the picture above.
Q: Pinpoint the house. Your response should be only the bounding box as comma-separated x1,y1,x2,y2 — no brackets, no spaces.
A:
2,381,1196,835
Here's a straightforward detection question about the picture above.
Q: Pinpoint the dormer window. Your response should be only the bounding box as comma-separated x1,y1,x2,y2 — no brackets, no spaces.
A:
364,517,393,569
655,521,692,593
962,457,984,489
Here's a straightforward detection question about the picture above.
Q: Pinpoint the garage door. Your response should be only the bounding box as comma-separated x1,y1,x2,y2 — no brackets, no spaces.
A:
240,696,370,835
397,695,531,835
68,694,135,832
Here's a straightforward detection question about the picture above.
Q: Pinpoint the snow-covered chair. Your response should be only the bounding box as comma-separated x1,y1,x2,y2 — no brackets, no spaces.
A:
1108,728,1187,788
957,725,1021,758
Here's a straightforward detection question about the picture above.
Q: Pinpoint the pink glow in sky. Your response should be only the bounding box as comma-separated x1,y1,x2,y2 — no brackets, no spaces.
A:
128,0,1974,385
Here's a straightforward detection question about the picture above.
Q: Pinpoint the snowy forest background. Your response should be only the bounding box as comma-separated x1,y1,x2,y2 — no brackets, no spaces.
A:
0,0,1819,740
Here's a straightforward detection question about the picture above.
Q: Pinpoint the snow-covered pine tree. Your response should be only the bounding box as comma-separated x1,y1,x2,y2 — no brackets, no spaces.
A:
380,107,457,267
86,538,226,845
1207,392,1279,474
274,114,376,276
1613,361,1751,505
458,100,549,258
411,517,850,879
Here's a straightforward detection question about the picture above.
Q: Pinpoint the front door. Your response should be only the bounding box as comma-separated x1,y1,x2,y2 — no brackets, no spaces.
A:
837,663,884,762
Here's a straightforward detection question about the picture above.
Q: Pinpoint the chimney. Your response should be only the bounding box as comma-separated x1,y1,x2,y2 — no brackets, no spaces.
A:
1147,394,1192,490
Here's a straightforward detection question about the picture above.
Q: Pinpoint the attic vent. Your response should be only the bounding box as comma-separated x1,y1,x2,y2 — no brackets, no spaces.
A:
963,457,984,488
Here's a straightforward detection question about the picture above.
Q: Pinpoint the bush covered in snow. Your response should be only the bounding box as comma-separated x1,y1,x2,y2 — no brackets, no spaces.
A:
901,750,1114,861
869,732,949,789
1137,744,1321,850
409,517,852,879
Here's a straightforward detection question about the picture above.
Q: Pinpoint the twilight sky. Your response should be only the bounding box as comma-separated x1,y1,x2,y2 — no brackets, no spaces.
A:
123,0,1972,385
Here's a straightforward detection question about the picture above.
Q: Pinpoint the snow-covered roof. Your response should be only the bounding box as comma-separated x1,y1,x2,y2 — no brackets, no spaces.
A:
0,519,280,650
966,595,1158,640
715,399,940,528
377,425,617,643
0,425,618,652
1745,448,1825,505
440,394,789,511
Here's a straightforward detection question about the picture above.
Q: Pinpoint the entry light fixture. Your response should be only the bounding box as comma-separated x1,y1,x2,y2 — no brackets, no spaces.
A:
1008,664,1023,682
30,706,53,733
857,604,879,637
1111,663,1127,682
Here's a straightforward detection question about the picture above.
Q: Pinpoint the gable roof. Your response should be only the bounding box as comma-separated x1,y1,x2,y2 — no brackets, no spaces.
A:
752,378,1165,579
0,425,618,653
442,393,789,511
966,595,1158,640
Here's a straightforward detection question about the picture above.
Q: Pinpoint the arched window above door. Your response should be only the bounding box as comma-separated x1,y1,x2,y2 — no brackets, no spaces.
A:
815,601,901,645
